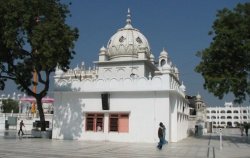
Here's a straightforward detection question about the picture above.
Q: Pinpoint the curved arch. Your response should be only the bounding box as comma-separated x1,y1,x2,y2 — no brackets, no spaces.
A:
83,79,92,89
160,59,166,67
117,68,125,78
96,79,105,89
137,77,148,88
234,122,239,126
227,122,232,127
221,110,225,113
152,77,162,88
233,110,238,113
110,78,120,89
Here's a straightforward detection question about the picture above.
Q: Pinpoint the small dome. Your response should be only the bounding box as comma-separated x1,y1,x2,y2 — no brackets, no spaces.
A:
100,46,106,52
180,81,186,92
174,66,179,73
99,46,107,56
107,9,151,61
160,48,168,57
150,54,155,63
150,53,155,59
196,93,202,100
55,66,64,76
74,65,80,71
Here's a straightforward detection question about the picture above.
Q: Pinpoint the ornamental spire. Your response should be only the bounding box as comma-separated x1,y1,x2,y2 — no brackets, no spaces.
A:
125,8,133,29
127,8,131,24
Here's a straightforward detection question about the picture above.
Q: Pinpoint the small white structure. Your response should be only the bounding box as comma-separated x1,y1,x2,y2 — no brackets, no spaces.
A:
206,102,250,127
187,93,208,135
53,9,189,143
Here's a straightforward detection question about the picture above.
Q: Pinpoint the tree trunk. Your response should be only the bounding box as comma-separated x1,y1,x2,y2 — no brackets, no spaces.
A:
36,97,46,131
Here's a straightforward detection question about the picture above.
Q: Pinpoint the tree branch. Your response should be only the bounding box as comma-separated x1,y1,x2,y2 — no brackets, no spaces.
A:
39,70,50,97
0,75,16,80
36,70,46,84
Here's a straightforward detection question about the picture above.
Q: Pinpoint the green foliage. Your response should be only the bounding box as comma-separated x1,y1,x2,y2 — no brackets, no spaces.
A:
0,0,78,96
195,3,250,103
0,0,78,130
2,99,19,113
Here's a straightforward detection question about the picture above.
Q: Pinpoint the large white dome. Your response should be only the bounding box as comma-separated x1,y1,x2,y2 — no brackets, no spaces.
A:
107,9,151,61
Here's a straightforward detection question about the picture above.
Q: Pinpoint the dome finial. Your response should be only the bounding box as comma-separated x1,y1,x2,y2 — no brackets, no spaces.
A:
125,8,133,29
127,8,131,24
160,47,168,56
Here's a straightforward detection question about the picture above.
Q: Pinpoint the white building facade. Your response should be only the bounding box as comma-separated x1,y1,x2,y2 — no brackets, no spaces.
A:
52,10,189,143
206,102,250,128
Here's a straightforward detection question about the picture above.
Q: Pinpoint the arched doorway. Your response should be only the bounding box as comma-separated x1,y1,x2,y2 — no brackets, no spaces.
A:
227,122,232,127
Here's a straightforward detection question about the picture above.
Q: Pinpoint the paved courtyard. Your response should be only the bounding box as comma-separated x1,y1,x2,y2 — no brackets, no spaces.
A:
0,129,249,158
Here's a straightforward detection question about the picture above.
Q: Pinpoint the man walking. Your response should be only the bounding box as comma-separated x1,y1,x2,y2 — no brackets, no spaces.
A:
162,123,167,144
244,123,249,136
157,122,164,150
239,124,244,136
18,120,25,136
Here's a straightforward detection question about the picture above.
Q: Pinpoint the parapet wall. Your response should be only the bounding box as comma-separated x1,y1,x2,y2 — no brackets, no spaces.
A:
55,76,185,97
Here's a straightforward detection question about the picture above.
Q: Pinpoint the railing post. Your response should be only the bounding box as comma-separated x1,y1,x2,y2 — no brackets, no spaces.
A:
219,128,223,150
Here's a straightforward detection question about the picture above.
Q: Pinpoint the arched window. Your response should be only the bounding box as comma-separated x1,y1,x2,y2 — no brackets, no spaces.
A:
243,116,247,119
227,116,232,119
213,121,216,124
234,116,239,119
206,110,210,113
227,110,232,113
211,110,216,113
221,110,225,113
243,110,247,113
160,59,166,67
221,121,225,124
212,116,216,119
233,110,238,113
227,122,232,127
207,116,210,119
234,122,239,126
221,116,225,119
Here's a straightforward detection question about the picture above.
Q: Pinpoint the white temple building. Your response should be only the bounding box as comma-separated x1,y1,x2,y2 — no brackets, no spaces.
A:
53,9,189,143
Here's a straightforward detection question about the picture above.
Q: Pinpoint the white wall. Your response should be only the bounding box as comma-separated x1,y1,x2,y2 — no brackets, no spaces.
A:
53,73,188,143
98,61,146,79
52,92,85,140
170,93,189,142
53,91,172,143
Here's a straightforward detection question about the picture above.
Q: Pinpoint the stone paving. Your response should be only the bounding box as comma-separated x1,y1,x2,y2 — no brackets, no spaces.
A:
0,129,249,158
